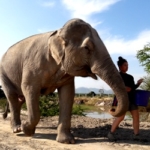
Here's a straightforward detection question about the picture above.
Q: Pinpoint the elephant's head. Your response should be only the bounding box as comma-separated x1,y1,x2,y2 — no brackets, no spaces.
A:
49,18,129,117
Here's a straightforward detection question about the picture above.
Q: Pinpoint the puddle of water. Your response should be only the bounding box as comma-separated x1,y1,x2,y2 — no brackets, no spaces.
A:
84,111,112,119
84,111,130,120
80,104,131,119
82,105,150,121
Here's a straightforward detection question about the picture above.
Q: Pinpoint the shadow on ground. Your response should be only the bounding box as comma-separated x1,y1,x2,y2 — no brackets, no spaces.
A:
35,123,150,145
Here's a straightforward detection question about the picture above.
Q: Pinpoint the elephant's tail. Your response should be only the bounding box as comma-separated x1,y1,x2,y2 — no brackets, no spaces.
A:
2,102,9,119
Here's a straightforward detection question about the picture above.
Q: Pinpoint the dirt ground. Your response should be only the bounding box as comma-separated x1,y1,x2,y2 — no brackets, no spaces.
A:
0,111,150,150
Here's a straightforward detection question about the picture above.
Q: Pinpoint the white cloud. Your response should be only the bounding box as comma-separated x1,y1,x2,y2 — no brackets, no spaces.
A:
62,0,150,56
41,1,55,7
90,21,103,28
62,0,120,26
103,30,150,55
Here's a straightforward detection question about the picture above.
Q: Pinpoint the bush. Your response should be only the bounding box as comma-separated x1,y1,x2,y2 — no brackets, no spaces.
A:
39,95,59,117
72,104,85,116
0,95,85,117
39,95,85,116
0,98,7,111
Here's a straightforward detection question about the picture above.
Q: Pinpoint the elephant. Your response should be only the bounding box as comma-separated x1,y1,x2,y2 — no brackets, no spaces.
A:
2,96,25,119
2,101,9,119
2,93,55,119
0,18,129,144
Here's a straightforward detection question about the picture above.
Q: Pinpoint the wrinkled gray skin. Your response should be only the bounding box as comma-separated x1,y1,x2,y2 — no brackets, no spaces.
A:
2,96,24,119
0,19,129,144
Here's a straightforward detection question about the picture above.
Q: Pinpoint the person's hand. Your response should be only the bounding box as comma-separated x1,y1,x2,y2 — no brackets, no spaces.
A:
126,87,131,92
137,78,143,85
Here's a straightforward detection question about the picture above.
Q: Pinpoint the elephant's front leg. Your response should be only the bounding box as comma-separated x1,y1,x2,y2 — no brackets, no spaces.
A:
21,84,40,136
57,79,75,144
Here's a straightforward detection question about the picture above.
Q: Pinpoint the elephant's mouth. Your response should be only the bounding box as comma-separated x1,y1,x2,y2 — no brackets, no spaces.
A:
88,72,98,80
77,65,98,80
66,64,97,80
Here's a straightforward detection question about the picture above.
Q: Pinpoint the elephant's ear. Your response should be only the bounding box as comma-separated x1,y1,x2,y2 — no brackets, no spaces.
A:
49,30,66,65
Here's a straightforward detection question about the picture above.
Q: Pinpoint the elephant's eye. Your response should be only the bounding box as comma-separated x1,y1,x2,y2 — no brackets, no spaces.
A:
84,46,91,54
84,46,90,50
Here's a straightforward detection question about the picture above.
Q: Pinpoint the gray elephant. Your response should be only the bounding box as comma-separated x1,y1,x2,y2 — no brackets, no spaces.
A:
2,96,24,119
0,18,128,144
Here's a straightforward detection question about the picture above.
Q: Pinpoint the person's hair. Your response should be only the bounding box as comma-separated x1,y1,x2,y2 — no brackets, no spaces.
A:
117,56,127,66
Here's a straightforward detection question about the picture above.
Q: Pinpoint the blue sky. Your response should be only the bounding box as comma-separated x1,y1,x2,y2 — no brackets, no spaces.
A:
0,0,150,90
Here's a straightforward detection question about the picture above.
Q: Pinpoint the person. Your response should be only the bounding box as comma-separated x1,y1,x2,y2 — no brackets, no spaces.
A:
107,56,143,141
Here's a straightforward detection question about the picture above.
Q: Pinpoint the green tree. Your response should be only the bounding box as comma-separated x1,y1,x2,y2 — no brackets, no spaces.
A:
140,75,150,90
136,43,150,73
136,43,150,90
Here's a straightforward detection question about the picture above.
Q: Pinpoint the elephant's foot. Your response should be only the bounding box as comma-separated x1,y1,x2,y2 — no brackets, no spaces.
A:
11,122,22,133
56,132,75,144
22,121,36,136
11,121,22,133
13,125,22,133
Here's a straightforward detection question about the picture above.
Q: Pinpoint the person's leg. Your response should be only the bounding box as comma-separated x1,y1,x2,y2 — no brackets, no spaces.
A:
130,109,139,135
108,114,125,141
111,114,125,133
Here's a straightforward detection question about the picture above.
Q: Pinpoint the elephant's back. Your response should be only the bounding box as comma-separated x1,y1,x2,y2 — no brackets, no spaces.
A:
3,31,52,59
1,31,53,67
0,31,53,90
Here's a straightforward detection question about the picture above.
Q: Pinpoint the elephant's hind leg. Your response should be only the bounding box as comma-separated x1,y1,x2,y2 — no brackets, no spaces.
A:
1,78,23,133
5,93,22,133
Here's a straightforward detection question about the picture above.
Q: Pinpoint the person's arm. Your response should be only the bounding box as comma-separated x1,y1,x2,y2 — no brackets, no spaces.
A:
135,78,143,89
131,77,143,90
134,83,139,90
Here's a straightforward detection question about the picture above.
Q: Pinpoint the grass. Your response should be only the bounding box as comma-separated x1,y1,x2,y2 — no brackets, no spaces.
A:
1,96,150,117
74,104,98,111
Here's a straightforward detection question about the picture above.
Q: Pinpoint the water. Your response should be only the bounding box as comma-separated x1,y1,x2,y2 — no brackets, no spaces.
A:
83,105,150,121
84,111,112,119
84,111,131,120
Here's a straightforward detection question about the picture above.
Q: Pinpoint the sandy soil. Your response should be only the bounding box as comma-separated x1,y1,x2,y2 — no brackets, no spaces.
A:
0,111,150,150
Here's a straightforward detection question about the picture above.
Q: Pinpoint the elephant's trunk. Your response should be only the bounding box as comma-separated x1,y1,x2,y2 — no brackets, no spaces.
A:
91,56,129,117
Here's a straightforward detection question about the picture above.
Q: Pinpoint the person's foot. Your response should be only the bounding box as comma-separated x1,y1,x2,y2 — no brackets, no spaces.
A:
132,134,140,141
107,132,116,141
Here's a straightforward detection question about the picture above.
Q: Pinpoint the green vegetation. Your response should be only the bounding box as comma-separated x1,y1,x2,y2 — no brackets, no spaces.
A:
136,43,150,73
39,95,86,116
39,95,59,116
0,95,85,116
72,104,85,116
0,98,6,111
140,75,150,90
75,93,114,98
136,43,150,91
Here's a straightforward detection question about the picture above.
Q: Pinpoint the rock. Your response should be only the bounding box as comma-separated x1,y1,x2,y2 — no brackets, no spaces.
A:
97,101,105,106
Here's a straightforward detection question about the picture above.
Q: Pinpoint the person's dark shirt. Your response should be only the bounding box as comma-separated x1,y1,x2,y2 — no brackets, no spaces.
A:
120,72,139,104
